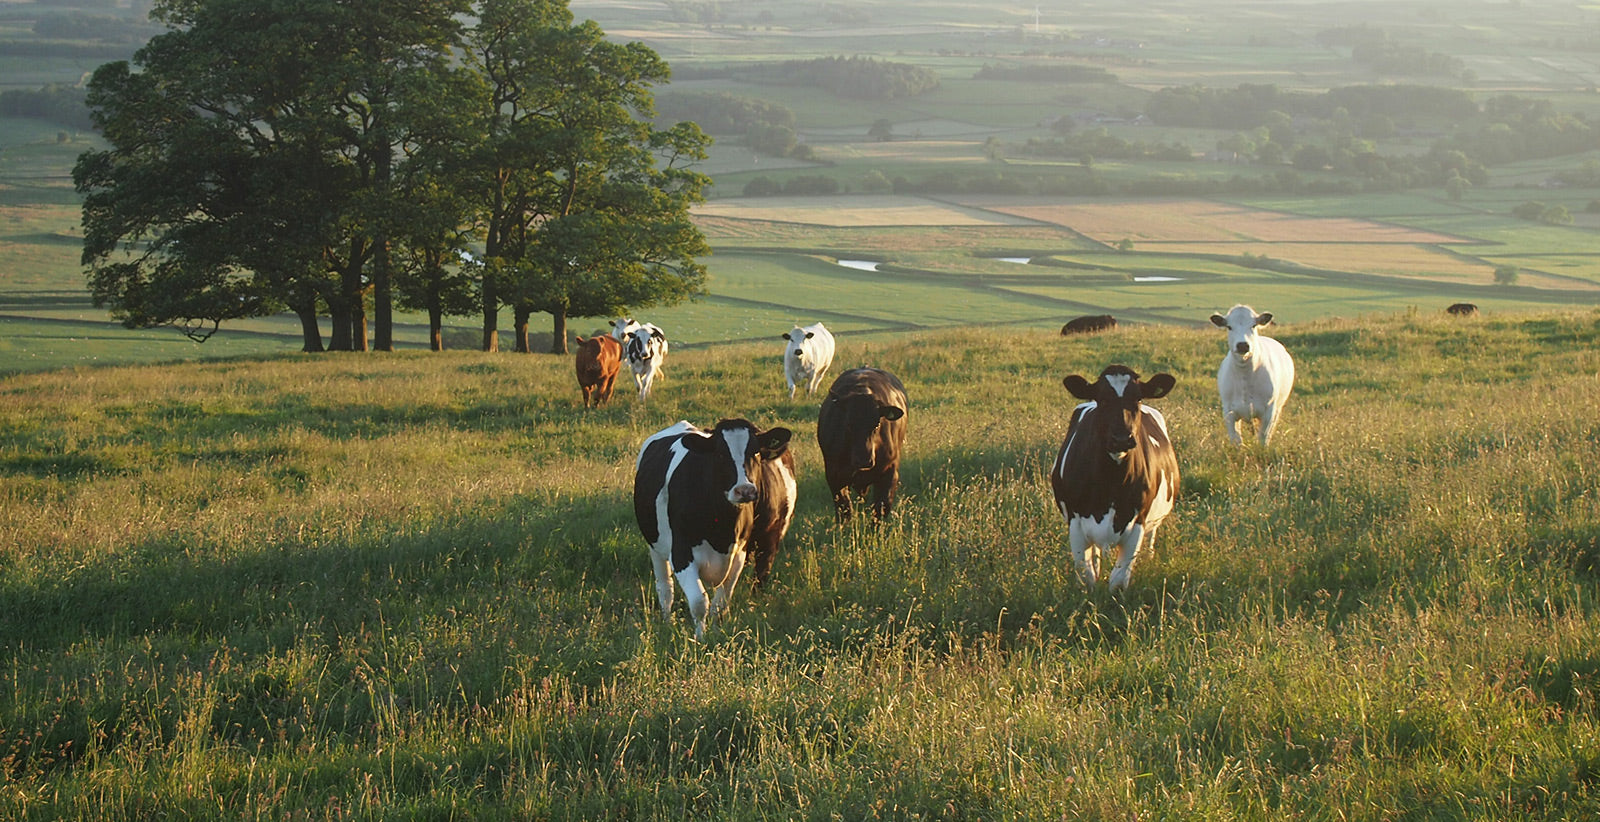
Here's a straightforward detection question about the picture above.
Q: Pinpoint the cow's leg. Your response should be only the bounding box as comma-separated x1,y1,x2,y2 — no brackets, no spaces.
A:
650,550,676,620
829,478,854,522
675,564,711,638
1109,524,1150,592
1068,517,1099,587
1257,403,1280,446
599,374,615,405
870,470,897,519
1222,409,1244,445
708,548,746,625
808,367,828,396
747,534,776,588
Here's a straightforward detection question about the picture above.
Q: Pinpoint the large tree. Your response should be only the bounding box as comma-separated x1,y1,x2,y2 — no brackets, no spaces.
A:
465,0,710,355
78,0,706,356
76,0,470,352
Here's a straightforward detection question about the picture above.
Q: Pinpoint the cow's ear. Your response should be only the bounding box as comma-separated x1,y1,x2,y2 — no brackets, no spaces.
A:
681,433,716,453
782,332,793,341
651,328,665,340
1210,314,1228,328
879,405,905,421
805,331,815,339
574,335,586,343
1063,375,1096,399
758,427,792,457
1255,312,1273,326
1143,373,1177,400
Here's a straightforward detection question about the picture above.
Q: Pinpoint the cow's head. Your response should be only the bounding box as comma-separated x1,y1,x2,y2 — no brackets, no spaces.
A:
831,392,906,469
627,326,662,361
782,327,816,360
612,318,641,343
682,419,793,504
1063,365,1175,464
1211,304,1273,362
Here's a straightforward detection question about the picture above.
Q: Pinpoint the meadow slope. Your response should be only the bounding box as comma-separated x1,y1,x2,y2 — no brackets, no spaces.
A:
2,311,1599,819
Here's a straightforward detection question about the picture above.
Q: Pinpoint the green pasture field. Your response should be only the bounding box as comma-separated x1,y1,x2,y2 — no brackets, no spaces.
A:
4,313,1600,819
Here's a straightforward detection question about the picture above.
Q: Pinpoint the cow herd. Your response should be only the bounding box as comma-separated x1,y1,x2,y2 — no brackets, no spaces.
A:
593,307,1299,637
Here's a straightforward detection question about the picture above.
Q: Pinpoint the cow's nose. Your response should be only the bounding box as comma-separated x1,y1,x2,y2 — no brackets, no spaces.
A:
1235,341,1250,355
731,483,759,503
1111,434,1136,453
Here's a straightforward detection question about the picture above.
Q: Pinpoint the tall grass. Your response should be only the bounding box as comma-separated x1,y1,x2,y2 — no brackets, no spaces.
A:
2,311,1599,819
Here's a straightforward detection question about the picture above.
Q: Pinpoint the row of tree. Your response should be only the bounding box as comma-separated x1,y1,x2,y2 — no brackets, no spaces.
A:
0,84,92,131
74,0,711,355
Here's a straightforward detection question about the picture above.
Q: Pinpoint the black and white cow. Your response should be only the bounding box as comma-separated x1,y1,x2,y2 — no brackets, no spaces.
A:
1050,365,1180,591
622,322,669,400
817,367,908,520
634,419,795,638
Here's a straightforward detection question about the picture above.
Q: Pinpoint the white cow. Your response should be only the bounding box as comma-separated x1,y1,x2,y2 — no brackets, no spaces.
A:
1211,304,1295,446
611,317,641,343
781,322,836,399
624,322,669,401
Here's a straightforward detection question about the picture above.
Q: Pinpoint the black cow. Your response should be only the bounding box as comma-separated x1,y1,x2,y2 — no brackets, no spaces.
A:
634,419,795,638
1447,302,1479,317
817,367,908,520
1061,314,1118,335
1050,365,1179,591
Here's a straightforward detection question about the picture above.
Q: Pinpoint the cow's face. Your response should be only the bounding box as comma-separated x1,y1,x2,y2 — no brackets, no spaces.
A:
1211,304,1273,362
683,419,793,504
627,326,662,361
782,327,816,361
1064,365,1175,464
835,394,905,469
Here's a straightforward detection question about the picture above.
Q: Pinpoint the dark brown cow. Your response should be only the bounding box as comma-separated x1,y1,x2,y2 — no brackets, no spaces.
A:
1447,303,1479,317
817,367,908,520
1050,365,1179,591
574,334,621,408
1061,314,1118,335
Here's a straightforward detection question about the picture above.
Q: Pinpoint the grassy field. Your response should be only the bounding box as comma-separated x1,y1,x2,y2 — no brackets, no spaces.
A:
5,3,1600,817
3,312,1600,819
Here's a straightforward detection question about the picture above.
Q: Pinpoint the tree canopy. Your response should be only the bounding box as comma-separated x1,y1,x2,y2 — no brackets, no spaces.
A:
74,0,710,354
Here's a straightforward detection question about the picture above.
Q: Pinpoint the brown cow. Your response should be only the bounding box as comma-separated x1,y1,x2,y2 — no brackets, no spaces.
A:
1446,303,1479,317
1062,314,1117,335
574,335,621,408
817,367,908,520
1051,365,1179,591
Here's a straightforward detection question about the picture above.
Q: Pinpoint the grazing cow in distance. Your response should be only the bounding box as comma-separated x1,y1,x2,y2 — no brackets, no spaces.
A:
1211,304,1295,447
634,419,795,638
573,334,621,408
1051,365,1180,591
782,322,837,399
1447,302,1479,317
1062,314,1118,335
817,367,908,520
623,322,669,401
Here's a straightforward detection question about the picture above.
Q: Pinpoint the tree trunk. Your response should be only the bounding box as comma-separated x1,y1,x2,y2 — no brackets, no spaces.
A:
550,307,568,355
480,282,499,352
351,301,368,351
329,297,352,351
513,304,532,353
429,305,443,351
373,238,393,351
294,303,325,352
372,138,393,351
